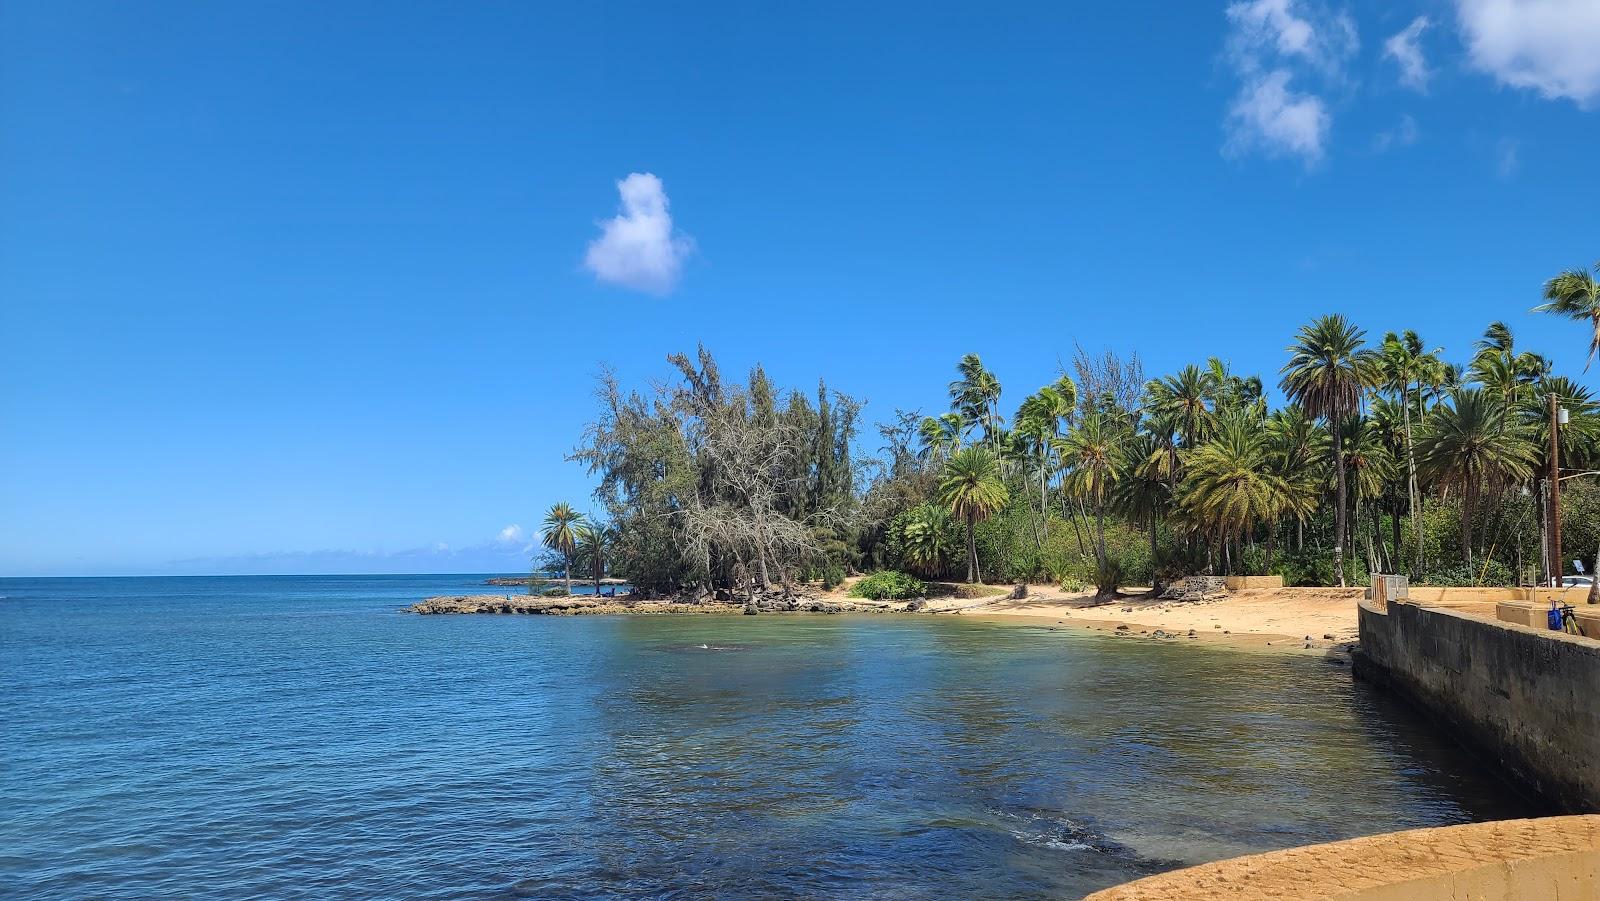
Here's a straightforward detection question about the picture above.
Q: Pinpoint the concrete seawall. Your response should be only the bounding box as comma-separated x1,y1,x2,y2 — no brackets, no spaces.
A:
1354,598,1600,813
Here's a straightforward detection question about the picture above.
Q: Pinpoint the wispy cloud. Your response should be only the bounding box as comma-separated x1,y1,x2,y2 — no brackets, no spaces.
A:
583,173,695,295
497,524,523,544
1497,137,1521,177
1372,113,1421,152
1383,17,1433,92
1221,0,1358,166
1454,0,1600,107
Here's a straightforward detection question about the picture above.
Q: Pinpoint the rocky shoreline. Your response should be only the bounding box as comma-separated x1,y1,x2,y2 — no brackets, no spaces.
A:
407,594,906,616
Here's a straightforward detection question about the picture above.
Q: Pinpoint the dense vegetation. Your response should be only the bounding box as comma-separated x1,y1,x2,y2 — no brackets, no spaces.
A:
546,260,1600,603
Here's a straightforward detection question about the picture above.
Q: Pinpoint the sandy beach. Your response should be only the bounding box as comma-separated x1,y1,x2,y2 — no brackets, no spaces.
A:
954,585,1365,655
414,582,1367,657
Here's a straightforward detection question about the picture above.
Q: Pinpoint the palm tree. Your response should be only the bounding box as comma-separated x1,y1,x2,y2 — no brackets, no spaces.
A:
1179,412,1290,575
573,521,607,596
1057,413,1122,568
1149,365,1214,451
1379,330,1439,577
1266,406,1325,554
1340,413,1401,575
917,413,964,464
1280,315,1380,586
1113,432,1171,588
898,503,955,578
948,354,1003,449
1416,389,1537,570
1534,261,1600,367
938,447,1009,583
540,502,585,594
1469,321,1548,411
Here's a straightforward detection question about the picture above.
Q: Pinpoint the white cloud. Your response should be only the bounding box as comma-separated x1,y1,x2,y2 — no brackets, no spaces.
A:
583,173,695,295
497,524,523,544
1455,0,1600,107
1221,0,1357,165
1384,17,1433,91
1226,69,1332,162
1372,113,1421,152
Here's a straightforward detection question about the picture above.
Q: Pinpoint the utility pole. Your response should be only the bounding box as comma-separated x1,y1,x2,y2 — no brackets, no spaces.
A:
1549,392,1563,587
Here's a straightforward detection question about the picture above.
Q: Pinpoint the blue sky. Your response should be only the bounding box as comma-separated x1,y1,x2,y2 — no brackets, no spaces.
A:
3,1,1598,576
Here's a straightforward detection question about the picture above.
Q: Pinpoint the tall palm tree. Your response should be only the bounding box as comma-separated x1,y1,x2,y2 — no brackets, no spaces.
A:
1058,413,1122,567
540,502,585,594
1535,261,1600,368
1415,389,1537,570
948,354,1003,449
1179,412,1290,574
938,447,1009,583
1340,413,1401,575
1150,365,1214,451
573,521,608,596
1113,432,1171,587
1379,330,1439,576
1266,406,1325,553
1280,315,1380,586
1015,391,1059,539
917,413,964,464
1469,321,1548,412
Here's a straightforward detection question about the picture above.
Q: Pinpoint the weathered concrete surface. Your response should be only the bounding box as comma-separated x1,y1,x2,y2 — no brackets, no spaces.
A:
1355,598,1600,813
1085,815,1600,900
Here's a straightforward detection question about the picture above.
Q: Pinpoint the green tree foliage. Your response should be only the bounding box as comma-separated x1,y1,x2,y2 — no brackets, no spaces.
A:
561,270,1600,597
938,447,1009,583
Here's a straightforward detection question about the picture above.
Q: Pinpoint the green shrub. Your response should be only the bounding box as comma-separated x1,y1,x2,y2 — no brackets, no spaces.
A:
847,570,928,600
542,586,570,597
1417,559,1515,587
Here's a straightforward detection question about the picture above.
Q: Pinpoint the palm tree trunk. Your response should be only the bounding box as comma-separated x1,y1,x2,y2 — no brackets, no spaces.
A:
1332,401,1348,587
564,557,572,595
1265,519,1277,576
1039,461,1049,541
1149,513,1161,593
1390,501,1402,571
966,510,979,583
1462,481,1476,573
1095,503,1108,566
1402,381,1423,577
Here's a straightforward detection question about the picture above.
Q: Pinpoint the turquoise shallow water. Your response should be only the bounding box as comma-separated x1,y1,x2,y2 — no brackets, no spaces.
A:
0,575,1542,899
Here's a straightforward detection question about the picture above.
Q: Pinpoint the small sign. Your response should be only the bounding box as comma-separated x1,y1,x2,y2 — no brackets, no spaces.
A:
1576,560,1586,574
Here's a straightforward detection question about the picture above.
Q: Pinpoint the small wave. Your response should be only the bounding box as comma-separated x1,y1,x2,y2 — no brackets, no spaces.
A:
666,643,746,653
1004,812,1136,857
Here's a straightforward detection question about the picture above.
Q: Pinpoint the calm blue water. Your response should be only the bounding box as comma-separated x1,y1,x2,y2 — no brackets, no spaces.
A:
0,575,1541,899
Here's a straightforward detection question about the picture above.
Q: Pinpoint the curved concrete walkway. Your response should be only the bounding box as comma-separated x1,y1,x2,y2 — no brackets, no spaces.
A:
1086,816,1600,900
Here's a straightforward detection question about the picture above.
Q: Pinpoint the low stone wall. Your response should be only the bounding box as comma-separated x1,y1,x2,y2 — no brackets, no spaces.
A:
1354,599,1600,812
1222,574,1283,590
1084,815,1600,900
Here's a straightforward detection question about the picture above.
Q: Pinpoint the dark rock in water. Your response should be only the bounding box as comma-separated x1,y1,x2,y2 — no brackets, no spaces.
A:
904,599,926,613
1115,624,1129,631
1323,633,1336,640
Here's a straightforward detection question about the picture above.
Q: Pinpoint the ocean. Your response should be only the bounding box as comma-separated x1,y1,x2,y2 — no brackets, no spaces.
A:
0,574,1541,899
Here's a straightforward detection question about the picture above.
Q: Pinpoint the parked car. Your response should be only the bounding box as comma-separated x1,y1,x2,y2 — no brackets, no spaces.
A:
1560,575,1593,588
